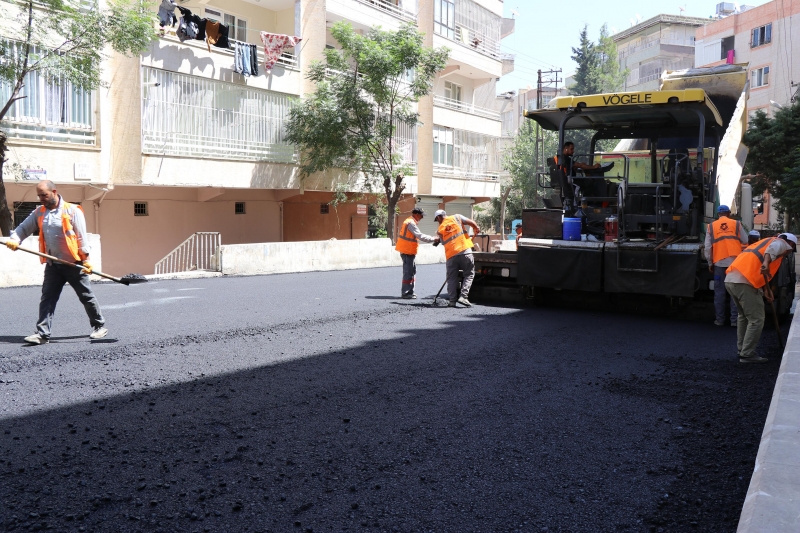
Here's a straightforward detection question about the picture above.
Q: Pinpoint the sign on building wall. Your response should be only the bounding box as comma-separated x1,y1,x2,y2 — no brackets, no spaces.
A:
74,163,91,181
24,169,46,181
357,204,367,215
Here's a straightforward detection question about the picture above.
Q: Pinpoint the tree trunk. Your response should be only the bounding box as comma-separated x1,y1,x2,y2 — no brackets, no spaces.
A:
498,185,512,239
386,196,397,244
0,133,13,237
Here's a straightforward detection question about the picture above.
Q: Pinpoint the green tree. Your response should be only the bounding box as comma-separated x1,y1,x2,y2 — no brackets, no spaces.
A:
0,0,156,236
566,24,627,155
285,22,448,241
743,103,800,230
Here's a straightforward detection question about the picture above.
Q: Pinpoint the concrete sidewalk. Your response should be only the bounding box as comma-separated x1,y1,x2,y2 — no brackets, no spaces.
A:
737,284,800,532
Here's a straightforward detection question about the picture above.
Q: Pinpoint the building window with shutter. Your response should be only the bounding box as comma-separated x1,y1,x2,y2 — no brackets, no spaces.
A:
320,204,330,214
751,23,772,47
134,202,148,216
235,202,246,214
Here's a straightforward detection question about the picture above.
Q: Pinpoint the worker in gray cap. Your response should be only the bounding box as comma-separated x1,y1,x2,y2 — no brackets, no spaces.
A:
395,207,439,299
748,229,761,245
433,209,481,307
725,233,797,363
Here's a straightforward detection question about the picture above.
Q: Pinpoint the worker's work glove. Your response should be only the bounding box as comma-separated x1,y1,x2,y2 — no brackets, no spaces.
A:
5,240,19,251
81,261,93,275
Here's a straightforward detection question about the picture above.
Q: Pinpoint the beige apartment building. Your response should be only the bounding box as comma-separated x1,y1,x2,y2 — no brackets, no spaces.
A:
613,14,709,91
1,0,513,274
695,0,800,229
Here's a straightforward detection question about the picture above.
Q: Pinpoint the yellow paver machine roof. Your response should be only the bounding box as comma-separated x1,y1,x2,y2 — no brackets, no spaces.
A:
522,89,723,137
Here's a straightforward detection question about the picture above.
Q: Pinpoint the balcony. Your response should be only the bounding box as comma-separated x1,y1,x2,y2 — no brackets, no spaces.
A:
140,66,296,164
433,95,500,120
327,0,416,32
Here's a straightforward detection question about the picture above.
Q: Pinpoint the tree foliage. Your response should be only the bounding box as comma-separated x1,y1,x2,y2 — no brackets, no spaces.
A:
285,22,448,240
0,0,156,236
743,103,800,230
567,24,627,155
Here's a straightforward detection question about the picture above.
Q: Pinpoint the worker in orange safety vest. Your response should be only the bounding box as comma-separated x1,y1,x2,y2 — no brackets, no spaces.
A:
704,204,748,326
4,180,108,345
725,233,797,363
434,209,481,307
395,207,439,299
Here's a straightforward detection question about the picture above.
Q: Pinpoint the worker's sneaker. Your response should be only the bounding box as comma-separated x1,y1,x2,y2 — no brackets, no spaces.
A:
457,297,472,307
447,300,457,307
739,356,768,364
713,320,725,326
23,334,48,345
89,326,108,340
401,294,417,299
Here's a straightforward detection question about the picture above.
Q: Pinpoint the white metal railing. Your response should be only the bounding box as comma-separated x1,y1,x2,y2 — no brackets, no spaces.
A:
433,95,500,120
454,25,501,59
157,30,299,71
141,66,296,162
352,0,416,22
155,232,221,274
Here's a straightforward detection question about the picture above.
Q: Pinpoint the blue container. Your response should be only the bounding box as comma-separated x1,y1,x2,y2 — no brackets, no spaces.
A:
562,218,582,241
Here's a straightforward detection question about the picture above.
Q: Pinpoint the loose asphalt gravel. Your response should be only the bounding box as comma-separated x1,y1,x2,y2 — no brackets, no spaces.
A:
0,265,785,532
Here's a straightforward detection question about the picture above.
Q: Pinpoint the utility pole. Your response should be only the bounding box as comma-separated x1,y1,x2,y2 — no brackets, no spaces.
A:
534,68,562,205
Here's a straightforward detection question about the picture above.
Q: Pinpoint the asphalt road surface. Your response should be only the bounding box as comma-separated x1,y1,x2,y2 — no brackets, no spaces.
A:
0,265,783,532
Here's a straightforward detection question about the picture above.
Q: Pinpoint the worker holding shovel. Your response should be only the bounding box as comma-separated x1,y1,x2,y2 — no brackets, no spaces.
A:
4,180,108,345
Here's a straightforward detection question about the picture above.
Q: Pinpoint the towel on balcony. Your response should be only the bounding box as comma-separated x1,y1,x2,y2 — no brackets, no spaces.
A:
259,32,301,73
206,21,231,51
158,0,177,28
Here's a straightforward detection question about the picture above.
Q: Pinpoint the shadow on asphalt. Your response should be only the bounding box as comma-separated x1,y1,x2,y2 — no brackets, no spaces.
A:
0,334,88,345
362,296,400,300
0,308,780,532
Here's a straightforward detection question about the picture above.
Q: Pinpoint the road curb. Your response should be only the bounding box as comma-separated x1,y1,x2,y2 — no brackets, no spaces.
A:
737,286,800,532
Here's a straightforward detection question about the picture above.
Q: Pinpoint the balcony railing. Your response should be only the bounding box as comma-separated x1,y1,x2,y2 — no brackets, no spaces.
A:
433,165,500,181
352,0,416,22
141,67,296,163
433,95,500,120
454,25,501,60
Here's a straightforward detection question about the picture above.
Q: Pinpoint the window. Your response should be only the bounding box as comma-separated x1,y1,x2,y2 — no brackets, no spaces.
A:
720,36,735,60
751,66,770,88
433,125,454,166
12,202,40,231
0,42,94,144
134,202,148,216
751,23,772,47
434,0,455,39
444,81,462,104
320,204,330,214
205,7,247,41
235,202,246,214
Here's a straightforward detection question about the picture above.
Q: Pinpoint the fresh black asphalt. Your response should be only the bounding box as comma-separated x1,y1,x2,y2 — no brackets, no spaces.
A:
0,265,783,532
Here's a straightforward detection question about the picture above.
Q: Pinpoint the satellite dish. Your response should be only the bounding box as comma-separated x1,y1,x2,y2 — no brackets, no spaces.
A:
636,13,642,22
510,9,520,17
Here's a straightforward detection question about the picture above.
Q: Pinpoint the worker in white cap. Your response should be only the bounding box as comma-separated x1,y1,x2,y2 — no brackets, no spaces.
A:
433,209,481,307
725,233,797,363
748,229,761,245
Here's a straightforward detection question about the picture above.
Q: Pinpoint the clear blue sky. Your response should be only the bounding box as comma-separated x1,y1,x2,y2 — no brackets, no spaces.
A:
497,0,772,93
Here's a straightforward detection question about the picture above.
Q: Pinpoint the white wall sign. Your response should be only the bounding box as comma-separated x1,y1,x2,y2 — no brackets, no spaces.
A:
74,163,91,181
24,169,46,181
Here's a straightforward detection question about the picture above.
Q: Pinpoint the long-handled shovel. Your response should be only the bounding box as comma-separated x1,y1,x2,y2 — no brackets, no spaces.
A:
432,278,448,305
764,273,784,350
4,244,148,286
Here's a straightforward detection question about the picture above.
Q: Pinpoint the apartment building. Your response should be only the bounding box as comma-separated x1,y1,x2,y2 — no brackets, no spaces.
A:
613,14,709,91
695,0,800,230
1,0,513,273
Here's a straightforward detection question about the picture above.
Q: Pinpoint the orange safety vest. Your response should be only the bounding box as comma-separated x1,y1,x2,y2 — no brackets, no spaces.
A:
395,217,420,255
437,215,471,260
36,200,87,264
726,237,783,289
709,216,743,264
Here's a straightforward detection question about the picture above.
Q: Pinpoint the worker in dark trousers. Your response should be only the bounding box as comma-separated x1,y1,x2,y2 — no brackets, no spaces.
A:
725,233,796,363
704,205,748,326
434,209,481,307
395,207,439,299
4,180,108,345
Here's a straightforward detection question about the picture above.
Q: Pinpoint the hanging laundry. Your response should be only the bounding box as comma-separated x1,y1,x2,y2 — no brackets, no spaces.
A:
249,44,259,76
259,32,302,73
158,0,178,28
175,6,205,40
176,16,197,42
233,42,253,77
206,20,230,51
